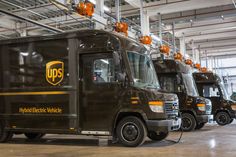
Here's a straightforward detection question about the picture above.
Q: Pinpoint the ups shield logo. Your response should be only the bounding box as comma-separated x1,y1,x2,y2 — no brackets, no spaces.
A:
46,61,64,86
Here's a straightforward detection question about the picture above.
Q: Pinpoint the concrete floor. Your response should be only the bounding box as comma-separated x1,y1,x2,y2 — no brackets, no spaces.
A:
1,123,236,157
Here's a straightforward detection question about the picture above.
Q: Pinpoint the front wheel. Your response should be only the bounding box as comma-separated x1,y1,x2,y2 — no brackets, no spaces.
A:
0,122,13,143
24,133,45,140
229,119,234,124
116,116,147,147
195,123,205,130
215,112,230,126
148,131,169,141
181,113,196,131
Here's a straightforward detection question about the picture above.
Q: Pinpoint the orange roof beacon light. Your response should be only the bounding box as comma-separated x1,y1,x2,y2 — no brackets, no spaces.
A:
140,35,152,45
174,52,183,61
200,67,208,73
115,22,128,36
76,2,94,17
185,59,193,66
159,45,170,55
194,63,201,70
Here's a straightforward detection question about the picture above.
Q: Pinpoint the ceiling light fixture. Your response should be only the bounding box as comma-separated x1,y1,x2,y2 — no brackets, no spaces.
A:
103,5,110,12
221,15,224,20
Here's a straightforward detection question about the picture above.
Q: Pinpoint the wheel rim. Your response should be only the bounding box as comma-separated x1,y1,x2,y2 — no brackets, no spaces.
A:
218,114,227,124
182,117,192,130
121,122,139,142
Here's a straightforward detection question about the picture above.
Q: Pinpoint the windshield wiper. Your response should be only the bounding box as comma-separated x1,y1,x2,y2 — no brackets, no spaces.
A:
144,84,158,89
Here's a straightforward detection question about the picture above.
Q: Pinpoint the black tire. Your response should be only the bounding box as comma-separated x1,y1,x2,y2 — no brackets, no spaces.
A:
24,133,45,140
0,121,13,143
181,113,196,131
116,116,147,147
195,123,205,130
148,131,169,141
215,112,230,126
229,119,234,124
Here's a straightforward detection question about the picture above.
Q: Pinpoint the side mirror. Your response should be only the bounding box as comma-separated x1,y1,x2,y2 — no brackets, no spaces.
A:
113,51,120,66
177,85,185,93
217,91,220,96
116,72,126,82
116,72,130,87
176,75,181,84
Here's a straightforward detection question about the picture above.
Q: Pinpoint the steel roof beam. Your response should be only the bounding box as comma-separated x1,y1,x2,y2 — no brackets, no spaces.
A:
147,0,234,16
0,9,64,33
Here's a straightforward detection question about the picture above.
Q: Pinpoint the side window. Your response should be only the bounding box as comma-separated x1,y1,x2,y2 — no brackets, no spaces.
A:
159,76,175,92
2,39,69,88
203,85,220,97
93,58,115,83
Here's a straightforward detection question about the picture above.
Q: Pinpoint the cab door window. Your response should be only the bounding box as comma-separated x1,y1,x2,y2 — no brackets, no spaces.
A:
93,58,115,83
203,85,220,97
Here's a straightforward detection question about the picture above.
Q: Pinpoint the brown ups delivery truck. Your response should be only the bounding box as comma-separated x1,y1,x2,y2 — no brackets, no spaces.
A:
0,30,181,147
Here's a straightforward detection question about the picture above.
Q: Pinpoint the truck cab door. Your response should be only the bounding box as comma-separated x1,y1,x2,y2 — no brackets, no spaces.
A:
79,53,122,132
202,84,221,114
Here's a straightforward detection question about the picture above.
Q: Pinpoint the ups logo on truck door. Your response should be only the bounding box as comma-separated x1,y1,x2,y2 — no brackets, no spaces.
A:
46,61,64,86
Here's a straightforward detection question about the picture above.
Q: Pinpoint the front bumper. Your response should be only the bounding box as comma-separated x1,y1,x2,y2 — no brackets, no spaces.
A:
196,114,213,123
145,118,181,132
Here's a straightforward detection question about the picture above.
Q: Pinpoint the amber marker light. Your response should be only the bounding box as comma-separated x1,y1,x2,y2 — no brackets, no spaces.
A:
174,52,183,61
159,45,170,55
185,59,193,66
115,22,128,36
195,63,201,70
140,36,152,45
76,2,94,17
200,67,208,73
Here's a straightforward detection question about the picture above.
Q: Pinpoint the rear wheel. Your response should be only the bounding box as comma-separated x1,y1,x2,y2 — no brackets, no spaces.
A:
24,133,45,140
195,123,205,130
215,112,230,126
116,116,147,147
0,122,13,143
181,113,196,131
148,131,169,141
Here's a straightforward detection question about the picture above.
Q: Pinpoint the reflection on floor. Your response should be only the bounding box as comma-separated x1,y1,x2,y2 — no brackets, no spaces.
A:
1,122,236,157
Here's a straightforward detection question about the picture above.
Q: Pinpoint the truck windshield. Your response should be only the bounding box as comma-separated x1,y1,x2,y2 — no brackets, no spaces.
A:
127,51,160,89
182,73,199,96
219,82,230,100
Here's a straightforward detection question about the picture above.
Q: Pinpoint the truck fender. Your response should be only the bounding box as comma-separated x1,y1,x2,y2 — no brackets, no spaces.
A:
180,109,197,118
112,109,148,135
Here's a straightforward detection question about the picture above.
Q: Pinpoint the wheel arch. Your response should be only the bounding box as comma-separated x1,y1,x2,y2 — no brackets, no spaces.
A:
181,109,197,120
112,109,148,136
215,109,231,119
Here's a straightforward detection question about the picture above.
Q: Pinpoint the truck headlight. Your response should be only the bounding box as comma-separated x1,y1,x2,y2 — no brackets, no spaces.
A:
197,103,206,111
148,101,164,113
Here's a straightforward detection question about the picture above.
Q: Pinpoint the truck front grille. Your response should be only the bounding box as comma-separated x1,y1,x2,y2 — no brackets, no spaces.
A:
206,104,212,114
165,101,179,118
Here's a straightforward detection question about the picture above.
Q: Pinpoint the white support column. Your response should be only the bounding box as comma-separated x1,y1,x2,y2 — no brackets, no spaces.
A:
191,40,195,62
95,0,105,16
180,33,186,57
16,22,27,37
195,49,200,64
20,29,27,37
94,0,106,29
140,0,150,36
115,0,120,22
158,13,162,45
172,22,176,54
142,10,150,35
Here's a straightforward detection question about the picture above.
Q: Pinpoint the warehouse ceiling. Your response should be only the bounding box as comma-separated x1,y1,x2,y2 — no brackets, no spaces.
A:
0,0,236,60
